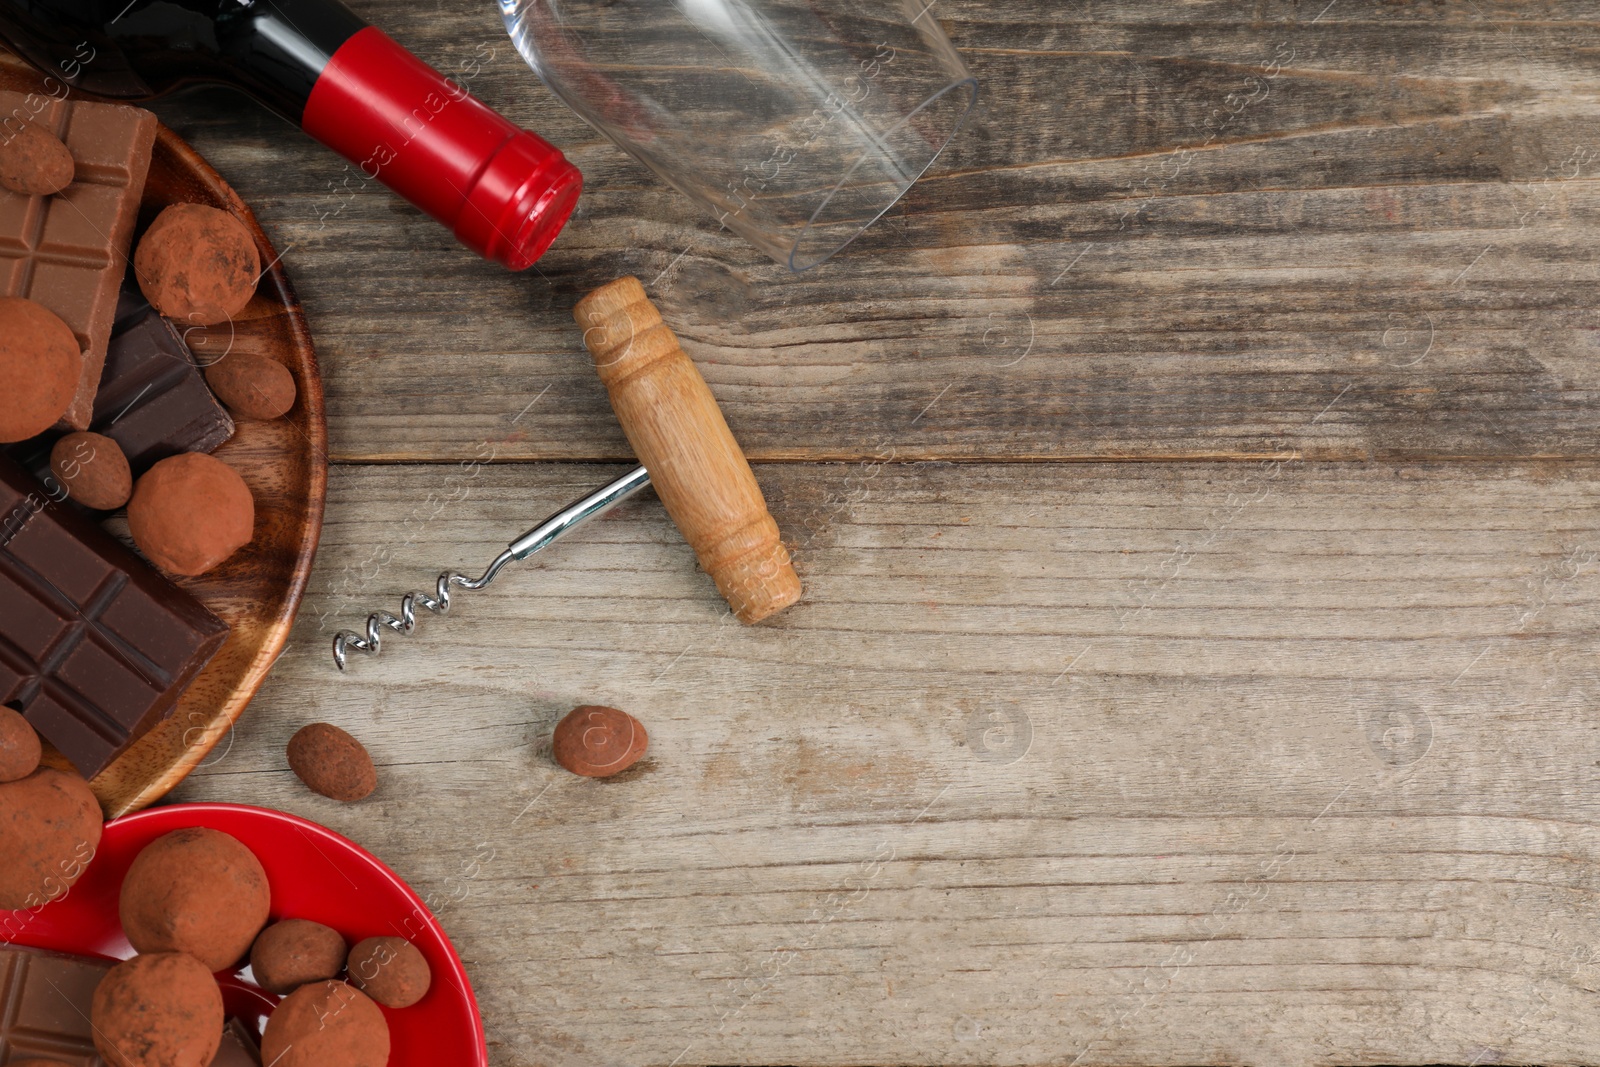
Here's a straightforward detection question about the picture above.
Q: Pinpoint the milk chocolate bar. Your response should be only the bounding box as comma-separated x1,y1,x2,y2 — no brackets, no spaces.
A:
0,91,157,430
0,943,112,1063
0,944,262,1065
0,456,228,778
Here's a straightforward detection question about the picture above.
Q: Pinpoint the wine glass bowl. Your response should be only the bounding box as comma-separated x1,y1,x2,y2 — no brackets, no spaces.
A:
502,0,978,271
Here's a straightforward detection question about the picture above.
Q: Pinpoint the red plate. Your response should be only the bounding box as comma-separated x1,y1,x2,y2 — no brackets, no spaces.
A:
1,803,487,1065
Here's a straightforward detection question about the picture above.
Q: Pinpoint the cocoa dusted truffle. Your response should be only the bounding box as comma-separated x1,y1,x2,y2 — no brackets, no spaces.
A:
134,204,259,326
553,705,648,777
347,936,432,1009
119,827,271,972
250,919,347,995
204,352,296,420
0,297,80,442
0,706,42,782
287,723,377,802
0,120,74,195
127,452,254,576
0,767,102,909
50,431,133,510
91,952,223,1067
261,980,389,1067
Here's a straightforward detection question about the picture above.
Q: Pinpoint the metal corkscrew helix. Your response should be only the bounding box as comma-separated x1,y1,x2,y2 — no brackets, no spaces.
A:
331,466,651,670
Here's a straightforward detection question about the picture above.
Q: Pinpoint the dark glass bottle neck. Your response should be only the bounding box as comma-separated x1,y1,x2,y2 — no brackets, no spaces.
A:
0,0,366,121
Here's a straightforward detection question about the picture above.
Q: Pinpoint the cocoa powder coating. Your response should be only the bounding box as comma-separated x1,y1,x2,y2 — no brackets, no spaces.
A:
0,767,102,909
0,297,81,442
204,352,296,420
347,935,432,1009
50,431,133,510
119,827,271,972
90,952,223,1067
133,204,259,326
287,723,377,802
127,452,254,576
552,705,649,777
261,980,390,1067
250,918,348,995
0,705,41,782
0,120,73,195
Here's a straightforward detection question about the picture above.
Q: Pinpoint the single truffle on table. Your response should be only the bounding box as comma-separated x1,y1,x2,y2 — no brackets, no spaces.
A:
0,706,42,782
347,936,432,1009
0,297,81,442
204,352,296,420
287,723,377,802
250,919,347,995
90,952,223,1067
50,431,133,510
0,767,102,910
133,204,259,326
261,980,389,1067
127,452,254,576
0,119,74,195
119,827,271,972
552,705,649,777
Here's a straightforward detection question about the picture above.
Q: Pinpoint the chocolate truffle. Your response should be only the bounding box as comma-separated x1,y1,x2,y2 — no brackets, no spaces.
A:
0,120,74,195
0,297,80,442
0,705,42,782
0,767,102,909
50,431,133,510
552,705,648,778
134,204,259,326
250,918,347,995
287,723,377,802
347,936,431,1009
119,827,271,972
261,980,389,1067
127,452,254,576
91,952,223,1067
204,353,296,420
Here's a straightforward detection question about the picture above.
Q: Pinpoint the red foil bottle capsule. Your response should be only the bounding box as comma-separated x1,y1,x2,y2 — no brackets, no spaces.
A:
303,28,581,270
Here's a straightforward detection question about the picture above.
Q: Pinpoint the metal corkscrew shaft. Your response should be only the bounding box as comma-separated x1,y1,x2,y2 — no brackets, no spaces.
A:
331,465,651,670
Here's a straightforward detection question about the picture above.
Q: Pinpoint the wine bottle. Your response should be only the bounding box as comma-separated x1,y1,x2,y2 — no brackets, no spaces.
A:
0,0,581,270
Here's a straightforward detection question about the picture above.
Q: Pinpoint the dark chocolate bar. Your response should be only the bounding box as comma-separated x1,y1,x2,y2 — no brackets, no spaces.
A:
0,91,157,431
0,456,228,779
0,945,263,1065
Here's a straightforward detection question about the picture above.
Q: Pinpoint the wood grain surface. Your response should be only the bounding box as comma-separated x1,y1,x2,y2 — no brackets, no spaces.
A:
142,1,1600,1064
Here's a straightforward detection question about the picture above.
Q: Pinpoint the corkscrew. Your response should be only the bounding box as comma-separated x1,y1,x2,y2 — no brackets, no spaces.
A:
331,277,803,671
331,465,651,670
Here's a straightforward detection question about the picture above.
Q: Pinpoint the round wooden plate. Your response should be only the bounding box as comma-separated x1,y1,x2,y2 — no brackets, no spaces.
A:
0,53,328,817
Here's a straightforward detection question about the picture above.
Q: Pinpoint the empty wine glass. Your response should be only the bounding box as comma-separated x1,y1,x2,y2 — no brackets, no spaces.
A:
502,0,978,271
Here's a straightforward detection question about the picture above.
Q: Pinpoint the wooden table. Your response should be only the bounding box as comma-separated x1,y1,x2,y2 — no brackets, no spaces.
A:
163,2,1600,1063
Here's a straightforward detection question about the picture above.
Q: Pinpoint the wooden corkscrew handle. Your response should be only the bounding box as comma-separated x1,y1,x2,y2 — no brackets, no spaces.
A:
574,277,802,624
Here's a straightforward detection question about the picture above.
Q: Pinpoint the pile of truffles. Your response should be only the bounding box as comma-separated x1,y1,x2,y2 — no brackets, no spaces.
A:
2,113,300,579
84,825,433,1067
